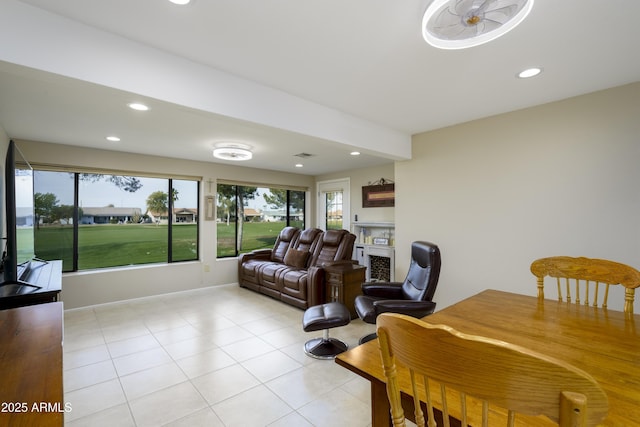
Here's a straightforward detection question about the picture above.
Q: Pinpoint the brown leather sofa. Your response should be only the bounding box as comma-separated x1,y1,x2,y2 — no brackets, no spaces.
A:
238,227,357,309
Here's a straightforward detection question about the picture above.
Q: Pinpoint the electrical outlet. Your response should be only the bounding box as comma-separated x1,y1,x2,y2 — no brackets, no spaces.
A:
203,264,210,272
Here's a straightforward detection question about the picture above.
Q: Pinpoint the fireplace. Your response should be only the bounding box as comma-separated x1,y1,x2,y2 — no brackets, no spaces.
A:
363,245,395,282
369,255,391,282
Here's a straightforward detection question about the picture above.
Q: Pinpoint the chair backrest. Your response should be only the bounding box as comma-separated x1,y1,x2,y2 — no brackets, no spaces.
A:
288,228,323,267
530,256,640,314
401,241,441,302
309,229,356,267
376,313,609,427
270,226,300,263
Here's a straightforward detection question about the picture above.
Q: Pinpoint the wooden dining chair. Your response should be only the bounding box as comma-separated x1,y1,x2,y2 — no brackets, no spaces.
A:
376,313,608,427
530,256,640,314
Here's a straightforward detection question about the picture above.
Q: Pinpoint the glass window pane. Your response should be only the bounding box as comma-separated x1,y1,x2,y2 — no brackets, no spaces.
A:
239,186,280,254
216,184,306,258
171,179,198,261
288,190,305,228
78,174,167,269
326,190,343,230
216,184,237,257
33,171,75,271
16,167,34,264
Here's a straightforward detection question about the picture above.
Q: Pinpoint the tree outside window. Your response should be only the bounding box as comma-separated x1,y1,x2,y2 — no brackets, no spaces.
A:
216,184,305,257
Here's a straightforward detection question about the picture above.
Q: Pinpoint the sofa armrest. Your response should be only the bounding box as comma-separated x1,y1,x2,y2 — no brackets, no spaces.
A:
239,249,272,263
373,300,437,318
238,250,273,286
322,259,358,268
307,265,326,307
361,282,404,298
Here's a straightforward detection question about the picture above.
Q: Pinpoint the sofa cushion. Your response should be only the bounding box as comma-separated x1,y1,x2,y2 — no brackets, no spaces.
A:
260,263,289,290
284,248,309,269
281,269,308,294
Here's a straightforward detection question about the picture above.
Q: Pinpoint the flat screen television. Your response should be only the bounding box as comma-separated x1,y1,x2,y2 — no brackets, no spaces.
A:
1,140,36,285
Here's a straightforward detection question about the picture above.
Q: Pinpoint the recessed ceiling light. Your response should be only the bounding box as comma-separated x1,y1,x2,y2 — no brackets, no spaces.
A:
518,67,542,78
350,151,361,156
295,163,304,168
169,0,191,4
128,102,149,111
106,136,120,142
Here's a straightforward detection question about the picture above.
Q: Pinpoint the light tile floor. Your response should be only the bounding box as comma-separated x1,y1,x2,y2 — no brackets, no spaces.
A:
63,284,379,427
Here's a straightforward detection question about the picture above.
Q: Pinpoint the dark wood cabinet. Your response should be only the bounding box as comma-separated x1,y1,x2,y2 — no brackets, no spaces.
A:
0,260,62,310
325,263,366,319
0,302,64,426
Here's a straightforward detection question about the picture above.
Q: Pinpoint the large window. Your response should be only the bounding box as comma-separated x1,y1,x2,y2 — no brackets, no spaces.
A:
33,170,199,272
216,183,305,257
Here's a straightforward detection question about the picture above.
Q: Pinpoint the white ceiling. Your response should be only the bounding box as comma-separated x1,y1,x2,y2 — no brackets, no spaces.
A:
1,0,639,175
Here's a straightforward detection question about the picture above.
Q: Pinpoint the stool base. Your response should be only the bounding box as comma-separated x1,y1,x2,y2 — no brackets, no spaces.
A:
359,332,377,345
304,337,348,359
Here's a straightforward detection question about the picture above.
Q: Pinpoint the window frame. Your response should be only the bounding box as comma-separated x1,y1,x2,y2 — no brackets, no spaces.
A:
216,183,306,258
32,167,200,272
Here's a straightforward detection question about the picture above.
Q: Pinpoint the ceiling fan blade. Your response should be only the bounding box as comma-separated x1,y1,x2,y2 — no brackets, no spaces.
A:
484,4,519,23
439,23,471,39
453,0,478,16
477,19,502,33
434,7,464,28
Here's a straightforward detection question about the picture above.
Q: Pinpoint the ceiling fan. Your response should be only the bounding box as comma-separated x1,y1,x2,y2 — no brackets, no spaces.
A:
422,0,534,49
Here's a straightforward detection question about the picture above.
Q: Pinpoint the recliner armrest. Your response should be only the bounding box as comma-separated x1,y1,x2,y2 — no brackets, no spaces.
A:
322,259,358,268
239,249,272,263
361,282,404,298
372,300,437,319
307,265,326,307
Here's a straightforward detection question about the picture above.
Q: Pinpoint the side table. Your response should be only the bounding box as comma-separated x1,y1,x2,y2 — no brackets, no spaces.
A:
325,263,366,318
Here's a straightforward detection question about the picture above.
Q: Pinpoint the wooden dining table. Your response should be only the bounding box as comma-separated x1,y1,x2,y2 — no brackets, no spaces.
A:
336,289,640,426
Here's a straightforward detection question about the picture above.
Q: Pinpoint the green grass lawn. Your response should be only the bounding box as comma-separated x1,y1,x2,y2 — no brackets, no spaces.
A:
27,221,290,271
31,224,197,271
217,221,288,257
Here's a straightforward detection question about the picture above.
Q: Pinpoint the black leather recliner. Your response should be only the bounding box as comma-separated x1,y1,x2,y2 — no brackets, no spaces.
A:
354,241,441,343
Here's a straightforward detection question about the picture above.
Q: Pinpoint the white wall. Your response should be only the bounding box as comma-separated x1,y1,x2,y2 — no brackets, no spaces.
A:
395,83,640,312
16,140,314,308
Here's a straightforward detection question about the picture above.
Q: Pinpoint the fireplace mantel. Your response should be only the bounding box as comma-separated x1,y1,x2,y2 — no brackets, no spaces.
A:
352,221,395,247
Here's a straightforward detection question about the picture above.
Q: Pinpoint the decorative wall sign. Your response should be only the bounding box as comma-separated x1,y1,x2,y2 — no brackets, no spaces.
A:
362,179,394,208
205,195,215,221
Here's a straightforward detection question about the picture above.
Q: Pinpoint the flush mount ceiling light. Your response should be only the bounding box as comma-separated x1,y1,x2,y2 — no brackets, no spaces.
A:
422,0,534,50
213,143,253,161
169,0,191,4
